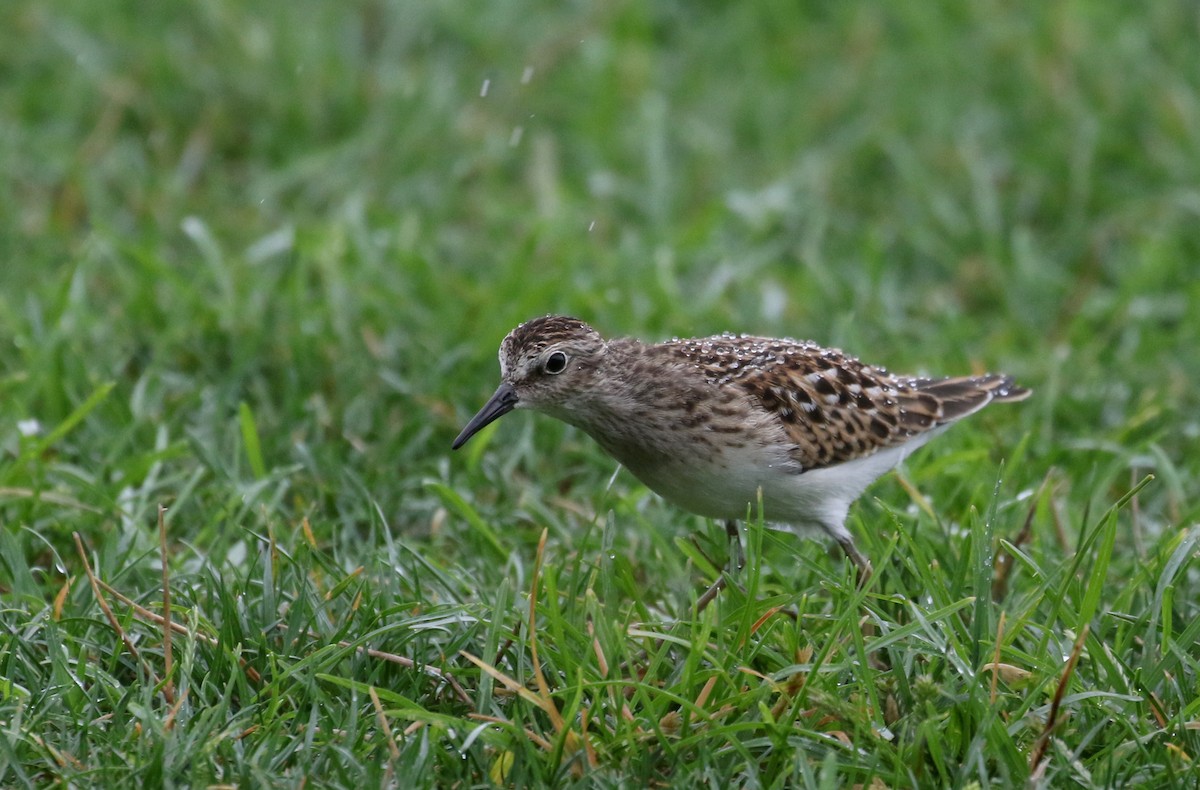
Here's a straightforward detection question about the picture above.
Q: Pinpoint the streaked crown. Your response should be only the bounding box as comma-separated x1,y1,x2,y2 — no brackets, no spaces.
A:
499,315,604,381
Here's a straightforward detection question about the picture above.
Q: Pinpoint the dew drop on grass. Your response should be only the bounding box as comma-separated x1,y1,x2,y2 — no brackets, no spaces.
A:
480,78,490,97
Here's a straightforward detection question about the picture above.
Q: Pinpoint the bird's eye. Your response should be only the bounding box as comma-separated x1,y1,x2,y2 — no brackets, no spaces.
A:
544,351,568,374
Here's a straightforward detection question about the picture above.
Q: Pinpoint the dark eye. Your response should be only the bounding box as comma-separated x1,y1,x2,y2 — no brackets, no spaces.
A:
544,351,568,374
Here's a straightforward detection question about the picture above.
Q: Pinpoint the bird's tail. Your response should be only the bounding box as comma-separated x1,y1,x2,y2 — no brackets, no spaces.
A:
912,374,1031,423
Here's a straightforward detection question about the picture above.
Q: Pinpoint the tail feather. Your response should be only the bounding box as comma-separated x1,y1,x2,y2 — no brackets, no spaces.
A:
902,375,1030,429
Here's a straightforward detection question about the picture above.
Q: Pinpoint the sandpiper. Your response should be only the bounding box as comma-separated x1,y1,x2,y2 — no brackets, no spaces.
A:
452,315,1029,579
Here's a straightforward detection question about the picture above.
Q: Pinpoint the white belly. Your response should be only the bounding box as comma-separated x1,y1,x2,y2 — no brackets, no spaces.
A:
621,431,939,530
627,442,800,521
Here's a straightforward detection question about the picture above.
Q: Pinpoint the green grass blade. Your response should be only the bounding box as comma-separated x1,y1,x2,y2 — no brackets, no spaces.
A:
238,401,267,480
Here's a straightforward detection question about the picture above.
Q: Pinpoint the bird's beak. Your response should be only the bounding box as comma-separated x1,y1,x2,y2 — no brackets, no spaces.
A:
451,382,519,449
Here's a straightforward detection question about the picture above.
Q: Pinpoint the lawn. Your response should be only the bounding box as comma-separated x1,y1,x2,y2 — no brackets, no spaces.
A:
2,1,1198,787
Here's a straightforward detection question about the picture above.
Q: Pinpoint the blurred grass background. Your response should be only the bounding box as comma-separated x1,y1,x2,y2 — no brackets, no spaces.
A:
1,1,1198,786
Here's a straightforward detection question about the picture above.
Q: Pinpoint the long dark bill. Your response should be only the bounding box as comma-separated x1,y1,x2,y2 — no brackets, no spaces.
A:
451,382,518,449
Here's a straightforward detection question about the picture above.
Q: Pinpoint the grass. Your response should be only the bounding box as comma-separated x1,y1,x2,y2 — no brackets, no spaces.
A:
2,1,1199,786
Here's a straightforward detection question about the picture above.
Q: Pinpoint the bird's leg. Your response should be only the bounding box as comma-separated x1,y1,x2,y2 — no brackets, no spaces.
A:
694,574,727,614
834,532,888,667
694,520,746,614
724,520,744,573
835,534,873,587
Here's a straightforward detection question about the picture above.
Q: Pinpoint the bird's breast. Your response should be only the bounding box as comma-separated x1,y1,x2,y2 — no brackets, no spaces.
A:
600,428,804,521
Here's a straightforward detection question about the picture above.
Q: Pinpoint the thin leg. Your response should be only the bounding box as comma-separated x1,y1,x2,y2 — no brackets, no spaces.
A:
695,520,745,614
694,574,727,614
835,533,886,667
835,534,873,586
724,520,744,572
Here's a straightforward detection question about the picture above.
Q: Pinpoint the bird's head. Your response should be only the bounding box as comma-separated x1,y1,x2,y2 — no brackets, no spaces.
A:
451,315,605,449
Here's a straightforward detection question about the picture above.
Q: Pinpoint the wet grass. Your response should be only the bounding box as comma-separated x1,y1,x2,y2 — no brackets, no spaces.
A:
2,1,1198,786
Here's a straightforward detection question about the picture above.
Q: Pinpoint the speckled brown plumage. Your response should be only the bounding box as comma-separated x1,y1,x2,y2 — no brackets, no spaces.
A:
453,315,1031,577
661,332,1027,470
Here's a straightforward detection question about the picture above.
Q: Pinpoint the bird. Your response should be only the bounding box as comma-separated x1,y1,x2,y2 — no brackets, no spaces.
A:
452,315,1030,582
